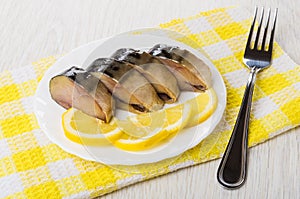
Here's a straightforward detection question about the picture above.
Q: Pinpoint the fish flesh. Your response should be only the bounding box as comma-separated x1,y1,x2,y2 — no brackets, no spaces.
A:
49,66,113,122
86,58,164,113
111,48,180,103
149,44,211,92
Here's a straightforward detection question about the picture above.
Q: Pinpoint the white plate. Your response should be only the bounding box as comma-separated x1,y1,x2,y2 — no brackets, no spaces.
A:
34,28,226,165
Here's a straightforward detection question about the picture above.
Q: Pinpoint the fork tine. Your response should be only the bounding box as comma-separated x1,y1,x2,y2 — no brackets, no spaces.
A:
254,7,264,49
261,8,271,50
268,8,278,52
245,7,258,49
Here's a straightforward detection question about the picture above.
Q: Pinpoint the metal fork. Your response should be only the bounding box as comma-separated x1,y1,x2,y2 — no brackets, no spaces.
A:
217,7,278,189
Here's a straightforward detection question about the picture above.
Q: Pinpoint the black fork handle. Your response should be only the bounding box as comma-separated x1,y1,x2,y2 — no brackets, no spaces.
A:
217,67,258,189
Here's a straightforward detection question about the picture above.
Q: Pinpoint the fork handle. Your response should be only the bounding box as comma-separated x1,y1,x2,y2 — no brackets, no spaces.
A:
217,67,258,189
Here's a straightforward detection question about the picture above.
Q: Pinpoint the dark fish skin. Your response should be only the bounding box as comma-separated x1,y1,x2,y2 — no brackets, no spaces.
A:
149,44,184,62
87,58,133,81
149,44,211,92
86,58,164,113
49,66,113,122
110,48,139,64
111,48,180,103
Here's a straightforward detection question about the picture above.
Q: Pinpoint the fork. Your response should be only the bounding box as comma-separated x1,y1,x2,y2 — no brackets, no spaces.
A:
217,7,278,189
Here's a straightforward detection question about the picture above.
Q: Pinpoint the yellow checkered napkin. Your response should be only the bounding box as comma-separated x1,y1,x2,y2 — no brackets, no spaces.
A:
0,6,300,198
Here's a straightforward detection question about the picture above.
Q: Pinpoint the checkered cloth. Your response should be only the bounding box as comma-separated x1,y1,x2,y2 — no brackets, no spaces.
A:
0,6,299,199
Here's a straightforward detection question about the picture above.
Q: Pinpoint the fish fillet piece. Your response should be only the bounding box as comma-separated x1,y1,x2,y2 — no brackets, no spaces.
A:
49,66,113,122
111,48,180,103
86,58,164,113
149,44,211,92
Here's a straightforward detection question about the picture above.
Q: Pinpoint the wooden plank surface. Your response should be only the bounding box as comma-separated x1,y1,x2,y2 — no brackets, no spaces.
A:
0,0,299,198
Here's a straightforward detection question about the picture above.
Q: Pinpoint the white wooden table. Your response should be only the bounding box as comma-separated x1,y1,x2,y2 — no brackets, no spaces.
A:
1,0,299,198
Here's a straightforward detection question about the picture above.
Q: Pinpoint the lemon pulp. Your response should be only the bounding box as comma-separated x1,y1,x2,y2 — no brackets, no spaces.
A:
113,103,191,151
185,89,218,127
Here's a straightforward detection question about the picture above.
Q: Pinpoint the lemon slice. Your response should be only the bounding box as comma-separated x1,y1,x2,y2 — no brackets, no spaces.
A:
61,89,217,150
185,88,217,128
113,103,191,151
62,108,123,146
